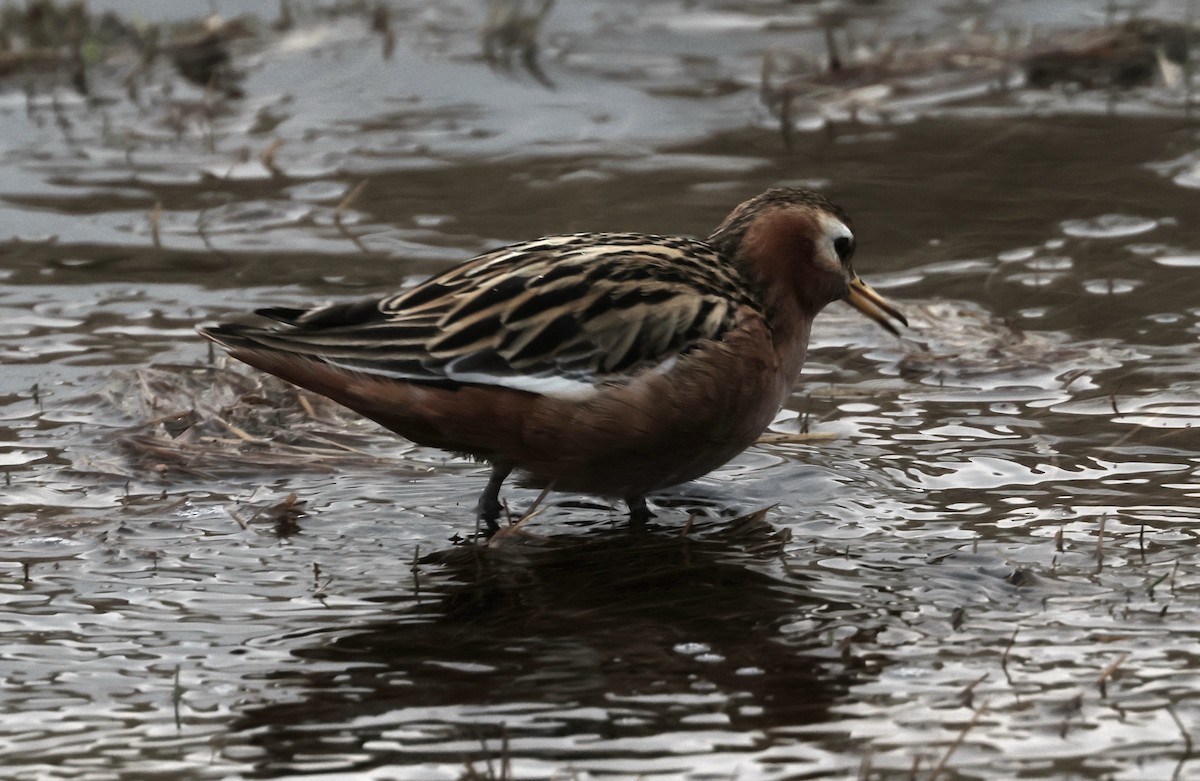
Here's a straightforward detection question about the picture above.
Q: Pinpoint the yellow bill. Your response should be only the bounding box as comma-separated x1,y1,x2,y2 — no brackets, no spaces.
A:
846,276,907,336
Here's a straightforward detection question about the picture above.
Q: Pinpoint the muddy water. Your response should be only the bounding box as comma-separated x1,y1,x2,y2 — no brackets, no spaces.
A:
3,1,1200,779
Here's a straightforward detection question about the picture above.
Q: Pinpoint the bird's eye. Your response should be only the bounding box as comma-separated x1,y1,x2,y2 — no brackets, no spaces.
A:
833,235,854,263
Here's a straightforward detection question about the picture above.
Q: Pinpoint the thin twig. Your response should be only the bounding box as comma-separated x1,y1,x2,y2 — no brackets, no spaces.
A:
150,200,162,248
334,179,379,256
296,393,317,418
260,137,285,178
929,704,987,780
959,672,988,708
211,414,267,443
1001,626,1019,686
487,483,554,546
1097,653,1127,699
196,201,235,265
1168,703,1194,781
756,431,839,445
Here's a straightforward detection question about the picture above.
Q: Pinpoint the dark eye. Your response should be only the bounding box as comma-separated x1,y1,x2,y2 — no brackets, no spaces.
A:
833,235,854,263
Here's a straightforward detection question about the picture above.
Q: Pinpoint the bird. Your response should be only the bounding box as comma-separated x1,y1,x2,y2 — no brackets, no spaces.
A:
198,187,906,532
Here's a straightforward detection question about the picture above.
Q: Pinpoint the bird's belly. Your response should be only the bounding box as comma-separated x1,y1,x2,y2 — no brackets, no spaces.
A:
510,349,791,497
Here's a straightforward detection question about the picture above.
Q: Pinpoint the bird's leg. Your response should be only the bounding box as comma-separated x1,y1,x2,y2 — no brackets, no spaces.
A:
475,462,513,534
626,494,654,527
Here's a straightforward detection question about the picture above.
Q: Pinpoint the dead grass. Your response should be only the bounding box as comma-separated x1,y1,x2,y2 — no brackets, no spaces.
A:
73,361,421,481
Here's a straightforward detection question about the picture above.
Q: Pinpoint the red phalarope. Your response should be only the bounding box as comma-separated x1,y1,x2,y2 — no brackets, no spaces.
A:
199,188,906,531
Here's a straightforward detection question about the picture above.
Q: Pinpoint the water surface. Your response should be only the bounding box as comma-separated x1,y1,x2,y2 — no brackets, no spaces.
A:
2,1,1200,779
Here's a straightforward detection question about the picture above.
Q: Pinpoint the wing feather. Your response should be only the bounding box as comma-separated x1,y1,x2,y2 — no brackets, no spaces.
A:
217,233,757,396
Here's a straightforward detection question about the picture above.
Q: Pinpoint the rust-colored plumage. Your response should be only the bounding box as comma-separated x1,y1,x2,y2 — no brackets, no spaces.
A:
199,188,905,529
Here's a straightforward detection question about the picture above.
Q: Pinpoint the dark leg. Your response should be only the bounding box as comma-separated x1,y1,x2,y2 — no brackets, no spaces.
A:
476,462,512,534
626,494,654,527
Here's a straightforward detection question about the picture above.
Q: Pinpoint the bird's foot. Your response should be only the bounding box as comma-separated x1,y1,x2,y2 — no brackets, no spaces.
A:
474,462,513,537
626,495,655,528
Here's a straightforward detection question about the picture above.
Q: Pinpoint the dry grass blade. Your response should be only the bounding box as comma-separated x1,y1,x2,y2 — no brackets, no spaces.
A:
150,200,162,248
958,673,988,709
297,393,317,418
196,201,234,265
487,484,554,547
929,704,988,781
336,179,368,214
756,431,839,445
260,137,285,178
334,179,380,256
1000,626,1019,685
1097,652,1127,698
458,724,513,780
1168,703,1194,781
212,414,268,443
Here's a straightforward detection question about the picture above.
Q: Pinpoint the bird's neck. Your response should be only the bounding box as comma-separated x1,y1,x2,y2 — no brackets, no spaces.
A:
766,295,815,386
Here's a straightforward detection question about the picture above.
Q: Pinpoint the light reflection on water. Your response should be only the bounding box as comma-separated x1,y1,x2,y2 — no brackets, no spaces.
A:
1,0,1200,779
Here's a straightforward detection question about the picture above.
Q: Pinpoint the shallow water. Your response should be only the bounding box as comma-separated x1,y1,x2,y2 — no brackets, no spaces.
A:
3,1,1200,779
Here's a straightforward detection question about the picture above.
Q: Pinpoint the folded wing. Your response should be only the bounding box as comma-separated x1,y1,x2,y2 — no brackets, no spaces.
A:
202,233,752,398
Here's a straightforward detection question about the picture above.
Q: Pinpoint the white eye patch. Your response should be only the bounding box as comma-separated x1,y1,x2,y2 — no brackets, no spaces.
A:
816,212,855,266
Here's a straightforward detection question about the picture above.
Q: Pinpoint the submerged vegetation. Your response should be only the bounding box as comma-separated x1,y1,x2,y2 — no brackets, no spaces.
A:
91,362,417,479
0,0,255,96
762,11,1196,147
